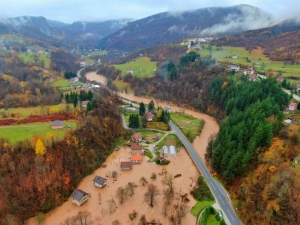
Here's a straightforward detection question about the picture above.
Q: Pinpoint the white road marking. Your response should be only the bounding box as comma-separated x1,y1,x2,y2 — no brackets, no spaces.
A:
227,209,235,221
219,195,225,204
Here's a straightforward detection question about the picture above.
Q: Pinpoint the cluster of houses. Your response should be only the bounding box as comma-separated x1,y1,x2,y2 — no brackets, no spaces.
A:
284,102,298,115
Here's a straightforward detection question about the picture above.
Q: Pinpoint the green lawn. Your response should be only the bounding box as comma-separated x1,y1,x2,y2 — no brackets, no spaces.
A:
156,134,183,150
0,121,77,144
52,78,70,87
171,112,204,142
199,45,300,79
0,104,73,118
19,52,51,68
206,214,220,225
113,57,157,78
191,200,215,217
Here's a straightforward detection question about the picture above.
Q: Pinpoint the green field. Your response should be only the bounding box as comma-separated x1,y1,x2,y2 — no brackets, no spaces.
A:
191,200,215,216
156,134,183,150
0,121,77,144
0,104,73,118
19,52,51,68
113,57,157,78
1,34,25,44
199,45,300,78
206,213,221,225
171,112,204,142
112,80,133,93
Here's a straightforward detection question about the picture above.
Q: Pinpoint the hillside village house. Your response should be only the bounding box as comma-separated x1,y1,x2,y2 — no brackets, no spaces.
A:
120,161,132,170
51,120,64,129
126,68,134,74
294,155,300,164
289,102,298,111
80,61,86,67
70,189,90,206
145,112,154,121
131,154,143,164
93,176,107,188
131,132,143,142
81,100,89,108
70,77,79,83
249,74,257,81
131,143,144,155
228,65,240,72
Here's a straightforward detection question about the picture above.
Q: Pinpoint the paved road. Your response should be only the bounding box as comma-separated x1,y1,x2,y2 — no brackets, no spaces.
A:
121,98,241,224
168,120,241,225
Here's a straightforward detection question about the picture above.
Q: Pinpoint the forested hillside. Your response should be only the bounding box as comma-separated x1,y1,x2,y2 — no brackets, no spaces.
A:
0,88,123,224
207,78,289,182
0,54,60,108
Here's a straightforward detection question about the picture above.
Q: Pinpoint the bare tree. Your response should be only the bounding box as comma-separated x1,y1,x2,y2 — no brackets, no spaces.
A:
162,173,174,193
150,172,157,181
126,182,136,197
144,184,159,207
112,220,121,225
140,176,148,186
139,215,147,225
112,170,118,179
107,196,117,214
128,210,138,221
98,193,101,204
116,186,127,204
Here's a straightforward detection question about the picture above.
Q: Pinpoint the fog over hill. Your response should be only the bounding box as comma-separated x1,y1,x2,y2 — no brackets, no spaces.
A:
98,4,273,52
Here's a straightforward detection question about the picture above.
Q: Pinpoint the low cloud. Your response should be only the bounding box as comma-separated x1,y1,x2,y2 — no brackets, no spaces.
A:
199,5,273,36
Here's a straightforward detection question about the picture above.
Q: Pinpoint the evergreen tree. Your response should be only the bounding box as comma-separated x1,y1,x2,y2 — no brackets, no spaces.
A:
139,102,145,116
148,100,155,111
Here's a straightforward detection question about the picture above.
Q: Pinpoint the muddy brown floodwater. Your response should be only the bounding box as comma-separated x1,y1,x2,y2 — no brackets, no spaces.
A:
27,71,219,225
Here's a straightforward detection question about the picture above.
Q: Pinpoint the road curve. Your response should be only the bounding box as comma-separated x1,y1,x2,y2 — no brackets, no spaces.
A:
121,98,241,225
168,120,241,225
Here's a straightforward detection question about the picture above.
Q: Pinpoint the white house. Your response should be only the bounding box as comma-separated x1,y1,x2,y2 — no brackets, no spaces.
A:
163,145,169,156
70,77,79,83
70,189,90,206
80,61,86,67
93,176,107,188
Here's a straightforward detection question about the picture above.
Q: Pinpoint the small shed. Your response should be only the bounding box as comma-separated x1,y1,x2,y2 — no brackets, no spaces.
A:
169,145,176,156
163,145,169,156
93,176,107,188
145,112,154,121
131,154,143,164
51,120,64,129
120,161,132,170
70,189,90,206
157,157,165,164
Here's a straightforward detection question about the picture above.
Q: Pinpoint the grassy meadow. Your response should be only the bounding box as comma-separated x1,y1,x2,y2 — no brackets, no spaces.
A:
0,120,77,144
112,80,133,93
199,45,300,78
19,52,51,68
113,57,157,78
191,200,215,216
171,112,204,141
0,104,73,119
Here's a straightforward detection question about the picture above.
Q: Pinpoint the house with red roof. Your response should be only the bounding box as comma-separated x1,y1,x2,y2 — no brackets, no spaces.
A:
131,132,143,142
131,154,143,164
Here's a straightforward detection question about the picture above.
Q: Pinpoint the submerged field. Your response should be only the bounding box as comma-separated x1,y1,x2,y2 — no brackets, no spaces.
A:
0,120,77,144
199,45,300,79
113,57,157,78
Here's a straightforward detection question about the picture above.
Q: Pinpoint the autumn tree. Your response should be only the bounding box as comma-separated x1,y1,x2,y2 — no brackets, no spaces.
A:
144,184,159,207
35,139,46,155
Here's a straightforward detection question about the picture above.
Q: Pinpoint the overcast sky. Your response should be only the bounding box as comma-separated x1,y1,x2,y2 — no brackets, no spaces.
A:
0,0,299,23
